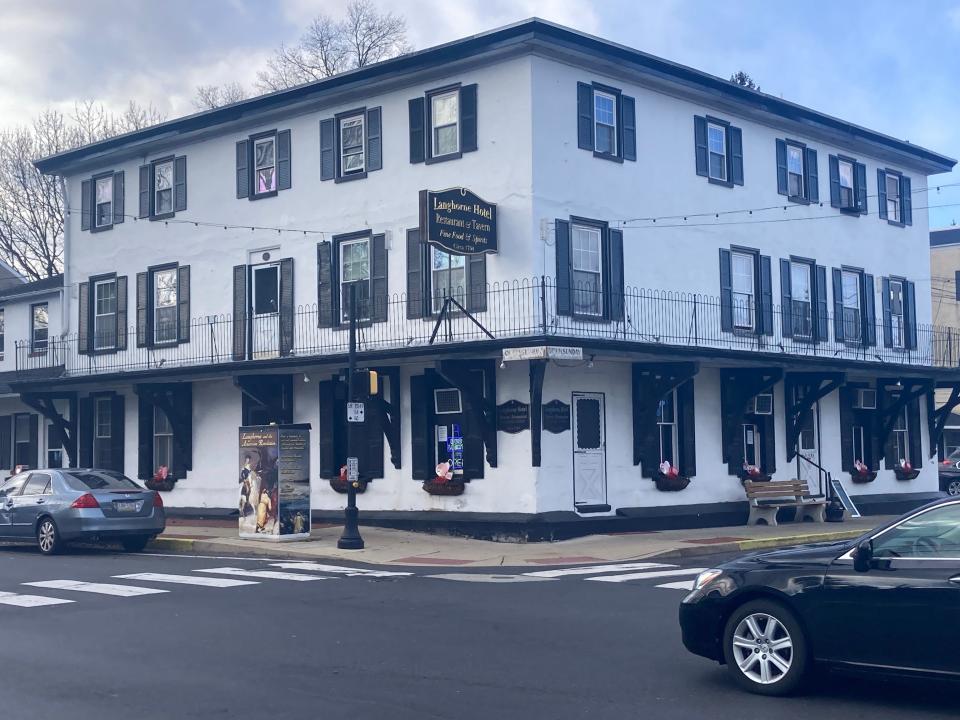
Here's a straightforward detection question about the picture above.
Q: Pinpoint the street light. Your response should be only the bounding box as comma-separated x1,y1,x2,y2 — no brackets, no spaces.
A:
338,283,364,550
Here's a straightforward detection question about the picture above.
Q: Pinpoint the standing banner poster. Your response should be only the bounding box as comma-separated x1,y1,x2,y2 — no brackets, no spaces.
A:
239,424,311,541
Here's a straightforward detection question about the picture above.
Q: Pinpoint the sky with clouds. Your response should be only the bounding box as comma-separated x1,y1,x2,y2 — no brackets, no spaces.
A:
1,0,958,228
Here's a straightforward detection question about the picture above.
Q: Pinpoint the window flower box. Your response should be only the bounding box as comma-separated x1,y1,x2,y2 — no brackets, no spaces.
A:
654,461,690,491
894,461,919,481
422,461,465,496
329,466,367,494
850,460,876,484
739,465,771,484
146,465,176,492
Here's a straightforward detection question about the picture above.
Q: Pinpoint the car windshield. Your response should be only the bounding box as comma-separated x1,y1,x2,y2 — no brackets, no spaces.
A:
872,503,960,559
946,448,960,463
64,470,142,491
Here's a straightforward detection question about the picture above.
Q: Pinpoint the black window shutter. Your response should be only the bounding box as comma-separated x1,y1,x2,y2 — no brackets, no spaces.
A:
172,384,192,478
901,176,912,225
363,391,385,481
366,107,382,171
815,265,828,342
905,280,917,350
863,274,877,347
371,233,388,322
81,179,92,231
956,270,960,302
775,139,788,195
136,271,149,348
236,140,250,199
759,255,773,335
279,258,295,357
405,229,423,319
24,414,38,469
907,398,922,469
832,268,845,342
137,395,154,480
78,397,93,468
577,82,594,151
110,394,125,473
719,248,733,331
232,264,247,361
317,380,336,478
608,228,624,321
319,118,335,181
621,95,636,162
408,97,426,164
804,148,818,203
138,165,150,218
780,258,793,338
276,129,291,190
729,126,743,185
693,116,708,176
837,387,854,471
855,162,867,214
317,242,334,328
174,156,187,212
459,84,478,153
0,416,10,469
112,171,125,224
829,155,841,207
78,281,90,354
116,275,128,351
762,414,776,474
409,374,430,480
555,219,572,316
177,265,190,343
877,169,888,220
460,372,485,481
466,254,487,313
881,277,893,348
678,379,697,477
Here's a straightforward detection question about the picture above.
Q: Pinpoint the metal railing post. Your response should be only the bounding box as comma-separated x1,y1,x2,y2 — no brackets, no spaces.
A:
540,275,547,336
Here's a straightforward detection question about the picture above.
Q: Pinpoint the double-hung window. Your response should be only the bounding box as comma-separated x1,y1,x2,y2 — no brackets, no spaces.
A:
892,407,909,465
339,237,370,322
885,173,901,223
431,247,466,313
154,406,173,471
571,224,603,317
14,414,31,467
790,261,813,338
878,169,912,226
31,303,48,354
743,423,760,467
340,114,365,176
254,136,276,195
93,397,112,469
93,278,118,350
787,144,804,198
852,424,866,465
95,176,113,228
0,308,5,360
431,90,459,158
593,91,617,156
888,279,905,349
731,251,755,330
841,270,861,341
657,390,678,466
838,159,854,209
154,159,174,215
707,123,726,181
777,139,818,203
153,268,178,344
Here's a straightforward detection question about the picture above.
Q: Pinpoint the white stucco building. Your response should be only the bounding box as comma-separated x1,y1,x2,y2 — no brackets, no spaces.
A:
16,19,959,536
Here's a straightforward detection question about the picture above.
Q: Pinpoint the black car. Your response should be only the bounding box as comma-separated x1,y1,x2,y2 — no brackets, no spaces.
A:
680,497,960,695
938,448,960,496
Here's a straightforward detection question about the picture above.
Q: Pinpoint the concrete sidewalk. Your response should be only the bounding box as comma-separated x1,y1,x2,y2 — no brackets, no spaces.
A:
153,515,890,567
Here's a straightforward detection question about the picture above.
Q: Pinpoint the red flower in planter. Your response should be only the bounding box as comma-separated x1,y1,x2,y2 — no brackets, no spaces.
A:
659,461,679,479
899,460,913,472
153,465,169,482
743,464,764,479
434,462,454,485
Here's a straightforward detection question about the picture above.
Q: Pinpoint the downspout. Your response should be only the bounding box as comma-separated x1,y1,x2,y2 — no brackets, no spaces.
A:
59,175,69,339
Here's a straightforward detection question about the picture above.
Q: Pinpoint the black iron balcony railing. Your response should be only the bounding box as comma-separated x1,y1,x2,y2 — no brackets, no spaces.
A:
14,277,960,378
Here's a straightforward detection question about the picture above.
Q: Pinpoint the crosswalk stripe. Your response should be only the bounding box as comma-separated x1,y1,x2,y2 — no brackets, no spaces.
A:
587,568,706,583
270,562,412,577
115,573,260,588
23,580,169,597
193,567,326,582
524,562,673,578
0,591,75,607
656,580,696,591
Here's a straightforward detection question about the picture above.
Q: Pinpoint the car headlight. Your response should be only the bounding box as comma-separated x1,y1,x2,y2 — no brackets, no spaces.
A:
692,569,724,592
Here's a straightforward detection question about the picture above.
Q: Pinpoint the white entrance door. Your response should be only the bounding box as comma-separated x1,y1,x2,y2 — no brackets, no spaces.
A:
572,392,607,509
251,263,280,359
797,405,819,486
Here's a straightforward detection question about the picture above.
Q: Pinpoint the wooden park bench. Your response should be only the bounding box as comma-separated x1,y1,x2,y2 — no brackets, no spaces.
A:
743,479,826,526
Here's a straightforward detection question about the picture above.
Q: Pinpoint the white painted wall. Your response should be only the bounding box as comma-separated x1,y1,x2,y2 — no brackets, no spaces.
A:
0,290,61,374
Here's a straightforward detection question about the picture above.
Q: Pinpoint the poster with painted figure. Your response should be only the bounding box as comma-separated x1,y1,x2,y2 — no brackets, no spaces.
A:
277,426,311,540
239,427,281,538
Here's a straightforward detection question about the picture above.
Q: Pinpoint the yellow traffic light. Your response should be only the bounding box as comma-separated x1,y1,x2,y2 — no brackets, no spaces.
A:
368,370,378,396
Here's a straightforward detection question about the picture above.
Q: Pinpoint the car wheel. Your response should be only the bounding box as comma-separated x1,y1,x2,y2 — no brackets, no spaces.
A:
946,479,960,497
722,599,808,696
36,517,62,556
120,536,152,553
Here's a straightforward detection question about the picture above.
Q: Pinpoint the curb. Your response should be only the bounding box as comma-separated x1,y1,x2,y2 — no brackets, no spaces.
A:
647,528,866,562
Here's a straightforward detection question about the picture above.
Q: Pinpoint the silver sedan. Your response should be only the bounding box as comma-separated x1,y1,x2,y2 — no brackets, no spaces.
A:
0,469,166,554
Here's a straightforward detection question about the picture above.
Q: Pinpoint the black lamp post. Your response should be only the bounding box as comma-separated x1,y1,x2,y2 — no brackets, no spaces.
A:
337,283,365,549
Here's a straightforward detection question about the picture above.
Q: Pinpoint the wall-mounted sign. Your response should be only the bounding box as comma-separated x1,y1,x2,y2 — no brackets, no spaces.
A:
542,400,571,434
497,400,530,433
421,188,497,255
502,346,583,362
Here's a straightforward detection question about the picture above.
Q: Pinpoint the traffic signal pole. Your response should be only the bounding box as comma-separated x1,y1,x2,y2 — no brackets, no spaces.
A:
337,283,364,550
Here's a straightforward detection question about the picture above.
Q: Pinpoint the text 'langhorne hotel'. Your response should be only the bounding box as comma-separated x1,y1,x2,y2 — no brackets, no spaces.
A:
6,18,958,533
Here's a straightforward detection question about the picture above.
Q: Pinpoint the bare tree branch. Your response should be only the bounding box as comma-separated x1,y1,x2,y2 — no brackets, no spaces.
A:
193,82,249,110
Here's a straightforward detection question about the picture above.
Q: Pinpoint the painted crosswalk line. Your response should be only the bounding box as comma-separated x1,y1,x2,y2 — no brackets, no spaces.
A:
426,573,555,583
193,567,326,581
523,562,673,578
587,568,706,583
115,573,260,588
0,591,75,607
23,580,169,597
270,562,412,577
655,580,696,591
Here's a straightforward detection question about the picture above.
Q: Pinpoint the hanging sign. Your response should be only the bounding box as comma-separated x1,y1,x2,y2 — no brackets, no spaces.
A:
497,400,530,433
502,346,583,362
542,400,571,434
421,188,498,255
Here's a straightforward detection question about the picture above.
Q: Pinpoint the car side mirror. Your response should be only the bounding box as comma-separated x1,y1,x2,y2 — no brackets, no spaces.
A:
853,539,873,572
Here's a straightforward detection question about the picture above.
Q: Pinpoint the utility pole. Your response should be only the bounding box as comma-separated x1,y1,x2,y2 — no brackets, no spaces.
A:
337,283,364,550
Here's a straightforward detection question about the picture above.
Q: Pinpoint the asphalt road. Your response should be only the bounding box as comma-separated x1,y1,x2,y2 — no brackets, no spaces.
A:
0,544,956,720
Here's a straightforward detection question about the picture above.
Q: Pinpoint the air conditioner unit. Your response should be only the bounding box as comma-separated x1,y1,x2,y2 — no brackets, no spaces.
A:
434,388,463,415
748,393,774,415
853,388,877,410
